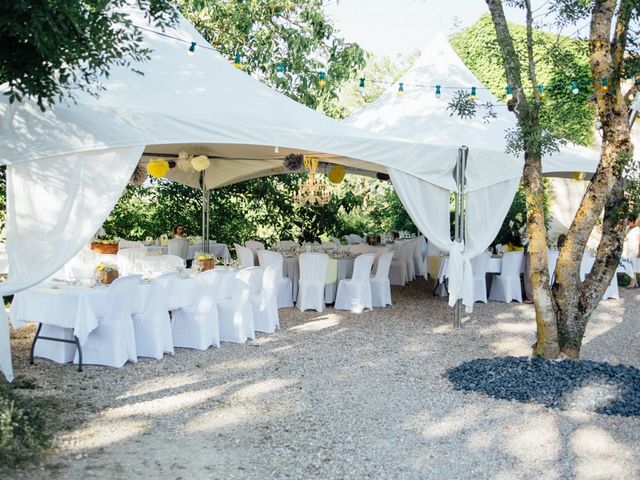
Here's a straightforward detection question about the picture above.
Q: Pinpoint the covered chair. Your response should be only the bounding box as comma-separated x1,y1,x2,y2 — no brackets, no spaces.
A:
389,242,413,286
234,244,255,267
251,262,280,333
172,269,226,350
75,275,142,368
245,240,264,264
489,251,524,303
470,251,491,303
370,251,394,307
168,237,189,259
132,272,176,359
297,253,329,312
413,236,426,277
218,267,255,343
335,253,376,313
257,250,293,308
547,249,560,285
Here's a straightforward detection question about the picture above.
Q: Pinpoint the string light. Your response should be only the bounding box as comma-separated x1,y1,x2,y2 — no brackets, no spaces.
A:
538,85,546,97
276,63,285,79
397,82,404,96
318,71,326,87
435,85,441,98
571,81,579,95
470,86,477,101
506,85,513,101
601,77,609,91
358,77,366,94
187,41,196,56
234,53,242,68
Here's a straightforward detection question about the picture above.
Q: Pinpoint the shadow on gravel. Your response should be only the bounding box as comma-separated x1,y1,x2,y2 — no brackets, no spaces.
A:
446,356,640,417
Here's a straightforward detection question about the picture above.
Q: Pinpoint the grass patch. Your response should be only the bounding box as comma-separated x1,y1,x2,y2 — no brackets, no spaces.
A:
0,377,59,469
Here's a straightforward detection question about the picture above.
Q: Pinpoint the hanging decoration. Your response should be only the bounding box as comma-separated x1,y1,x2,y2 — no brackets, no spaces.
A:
376,172,390,181
129,163,148,186
168,160,176,169
177,151,192,172
397,82,404,96
147,158,170,178
187,42,196,56
293,156,331,206
191,155,210,171
327,165,345,184
284,153,303,171
318,71,327,87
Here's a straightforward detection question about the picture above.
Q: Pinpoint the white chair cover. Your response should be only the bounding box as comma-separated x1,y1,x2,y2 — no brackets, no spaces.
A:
389,242,414,286
218,268,255,343
370,251,394,307
235,244,255,267
580,255,618,300
137,255,184,273
75,275,141,367
413,237,425,277
132,272,176,360
547,249,560,285
245,240,265,264
489,251,524,303
117,247,147,275
168,238,189,259
251,263,280,333
297,253,329,312
171,269,224,350
257,250,293,308
470,251,491,303
335,253,376,313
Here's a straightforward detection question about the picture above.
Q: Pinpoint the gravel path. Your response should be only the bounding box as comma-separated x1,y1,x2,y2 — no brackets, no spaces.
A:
7,280,640,479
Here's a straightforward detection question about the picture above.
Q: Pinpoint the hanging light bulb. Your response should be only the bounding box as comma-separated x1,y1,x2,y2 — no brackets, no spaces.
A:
538,85,546,97
187,42,196,56
435,85,441,99
506,85,513,101
470,86,477,101
318,71,326,87
234,53,242,68
397,82,404,96
571,81,580,95
276,63,285,79
358,77,366,95
601,77,609,91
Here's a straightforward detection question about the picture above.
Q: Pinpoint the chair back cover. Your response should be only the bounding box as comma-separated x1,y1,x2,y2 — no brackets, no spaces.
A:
351,253,375,281
244,266,263,294
235,244,255,267
140,272,176,316
257,250,283,268
299,253,329,283
470,251,491,279
232,268,253,302
262,262,281,298
580,254,596,281
374,251,394,280
245,240,265,252
105,275,142,324
547,249,560,280
501,251,524,277
168,238,189,259
195,269,227,310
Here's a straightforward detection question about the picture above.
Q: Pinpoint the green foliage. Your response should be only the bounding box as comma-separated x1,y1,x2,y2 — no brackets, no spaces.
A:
450,14,596,146
0,378,53,468
179,0,366,118
0,1,178,111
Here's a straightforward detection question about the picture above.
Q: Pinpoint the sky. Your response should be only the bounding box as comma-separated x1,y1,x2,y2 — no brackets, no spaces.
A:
324,0,585,57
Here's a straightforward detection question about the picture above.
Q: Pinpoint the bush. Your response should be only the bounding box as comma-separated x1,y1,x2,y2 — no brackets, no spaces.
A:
0,378,52,468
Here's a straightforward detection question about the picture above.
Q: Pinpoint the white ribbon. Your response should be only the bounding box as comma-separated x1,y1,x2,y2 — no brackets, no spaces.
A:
446,240,475,313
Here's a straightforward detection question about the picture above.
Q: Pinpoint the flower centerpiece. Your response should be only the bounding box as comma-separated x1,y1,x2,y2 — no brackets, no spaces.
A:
194,252,215,271
95,262,119,284
91,236,118,254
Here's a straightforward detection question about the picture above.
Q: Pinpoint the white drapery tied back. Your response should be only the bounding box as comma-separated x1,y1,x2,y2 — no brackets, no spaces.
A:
446,241,474,313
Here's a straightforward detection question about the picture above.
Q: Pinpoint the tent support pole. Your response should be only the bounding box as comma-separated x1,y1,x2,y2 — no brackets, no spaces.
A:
201,172,209,254
453,146,468,329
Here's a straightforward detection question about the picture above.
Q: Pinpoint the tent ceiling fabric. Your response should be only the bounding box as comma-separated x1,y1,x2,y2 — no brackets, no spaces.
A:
345,31,600,177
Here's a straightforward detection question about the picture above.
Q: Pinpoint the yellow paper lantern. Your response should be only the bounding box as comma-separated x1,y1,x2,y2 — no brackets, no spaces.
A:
328,165,345,184
191,155,210,171
146,159,170,178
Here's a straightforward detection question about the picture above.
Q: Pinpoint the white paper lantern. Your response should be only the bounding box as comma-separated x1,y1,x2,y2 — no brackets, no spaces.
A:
177,158,192,172
191,155,210,171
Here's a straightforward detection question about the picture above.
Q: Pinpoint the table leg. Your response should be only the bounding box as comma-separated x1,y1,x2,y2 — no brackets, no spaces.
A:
29,323,43,365
74,336,82,372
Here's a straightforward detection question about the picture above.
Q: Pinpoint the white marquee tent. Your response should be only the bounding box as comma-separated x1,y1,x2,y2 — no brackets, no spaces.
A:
0,13,600,381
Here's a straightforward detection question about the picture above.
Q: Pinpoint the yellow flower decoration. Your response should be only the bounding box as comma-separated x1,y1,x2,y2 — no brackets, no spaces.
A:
327,165,345,184
147,159,170,178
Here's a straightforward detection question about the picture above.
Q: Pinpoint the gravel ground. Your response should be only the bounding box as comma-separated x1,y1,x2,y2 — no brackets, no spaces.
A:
6,279,640,480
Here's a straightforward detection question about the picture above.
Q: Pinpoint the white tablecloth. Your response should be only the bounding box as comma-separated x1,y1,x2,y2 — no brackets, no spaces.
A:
10,277,197,345
282,255,354,303
151,243,230,260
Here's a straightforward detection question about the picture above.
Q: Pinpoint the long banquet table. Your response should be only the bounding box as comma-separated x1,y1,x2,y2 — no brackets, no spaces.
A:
147,243,231,260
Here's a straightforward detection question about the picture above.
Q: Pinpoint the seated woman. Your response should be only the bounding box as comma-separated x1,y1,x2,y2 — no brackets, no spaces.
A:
173,224,186,238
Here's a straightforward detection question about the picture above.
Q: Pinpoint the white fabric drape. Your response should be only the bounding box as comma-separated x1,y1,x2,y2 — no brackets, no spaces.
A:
389,168,519,313
0,146,142,381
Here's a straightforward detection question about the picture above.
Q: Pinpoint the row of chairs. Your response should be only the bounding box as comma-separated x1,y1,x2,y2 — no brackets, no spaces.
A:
35,264,283,368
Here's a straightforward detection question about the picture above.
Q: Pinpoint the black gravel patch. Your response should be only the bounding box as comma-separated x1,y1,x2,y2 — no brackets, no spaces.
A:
446,356,640,417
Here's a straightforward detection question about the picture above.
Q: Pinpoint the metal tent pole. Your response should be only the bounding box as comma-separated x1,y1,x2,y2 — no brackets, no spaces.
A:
200,171,209,254
453,146,468,329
